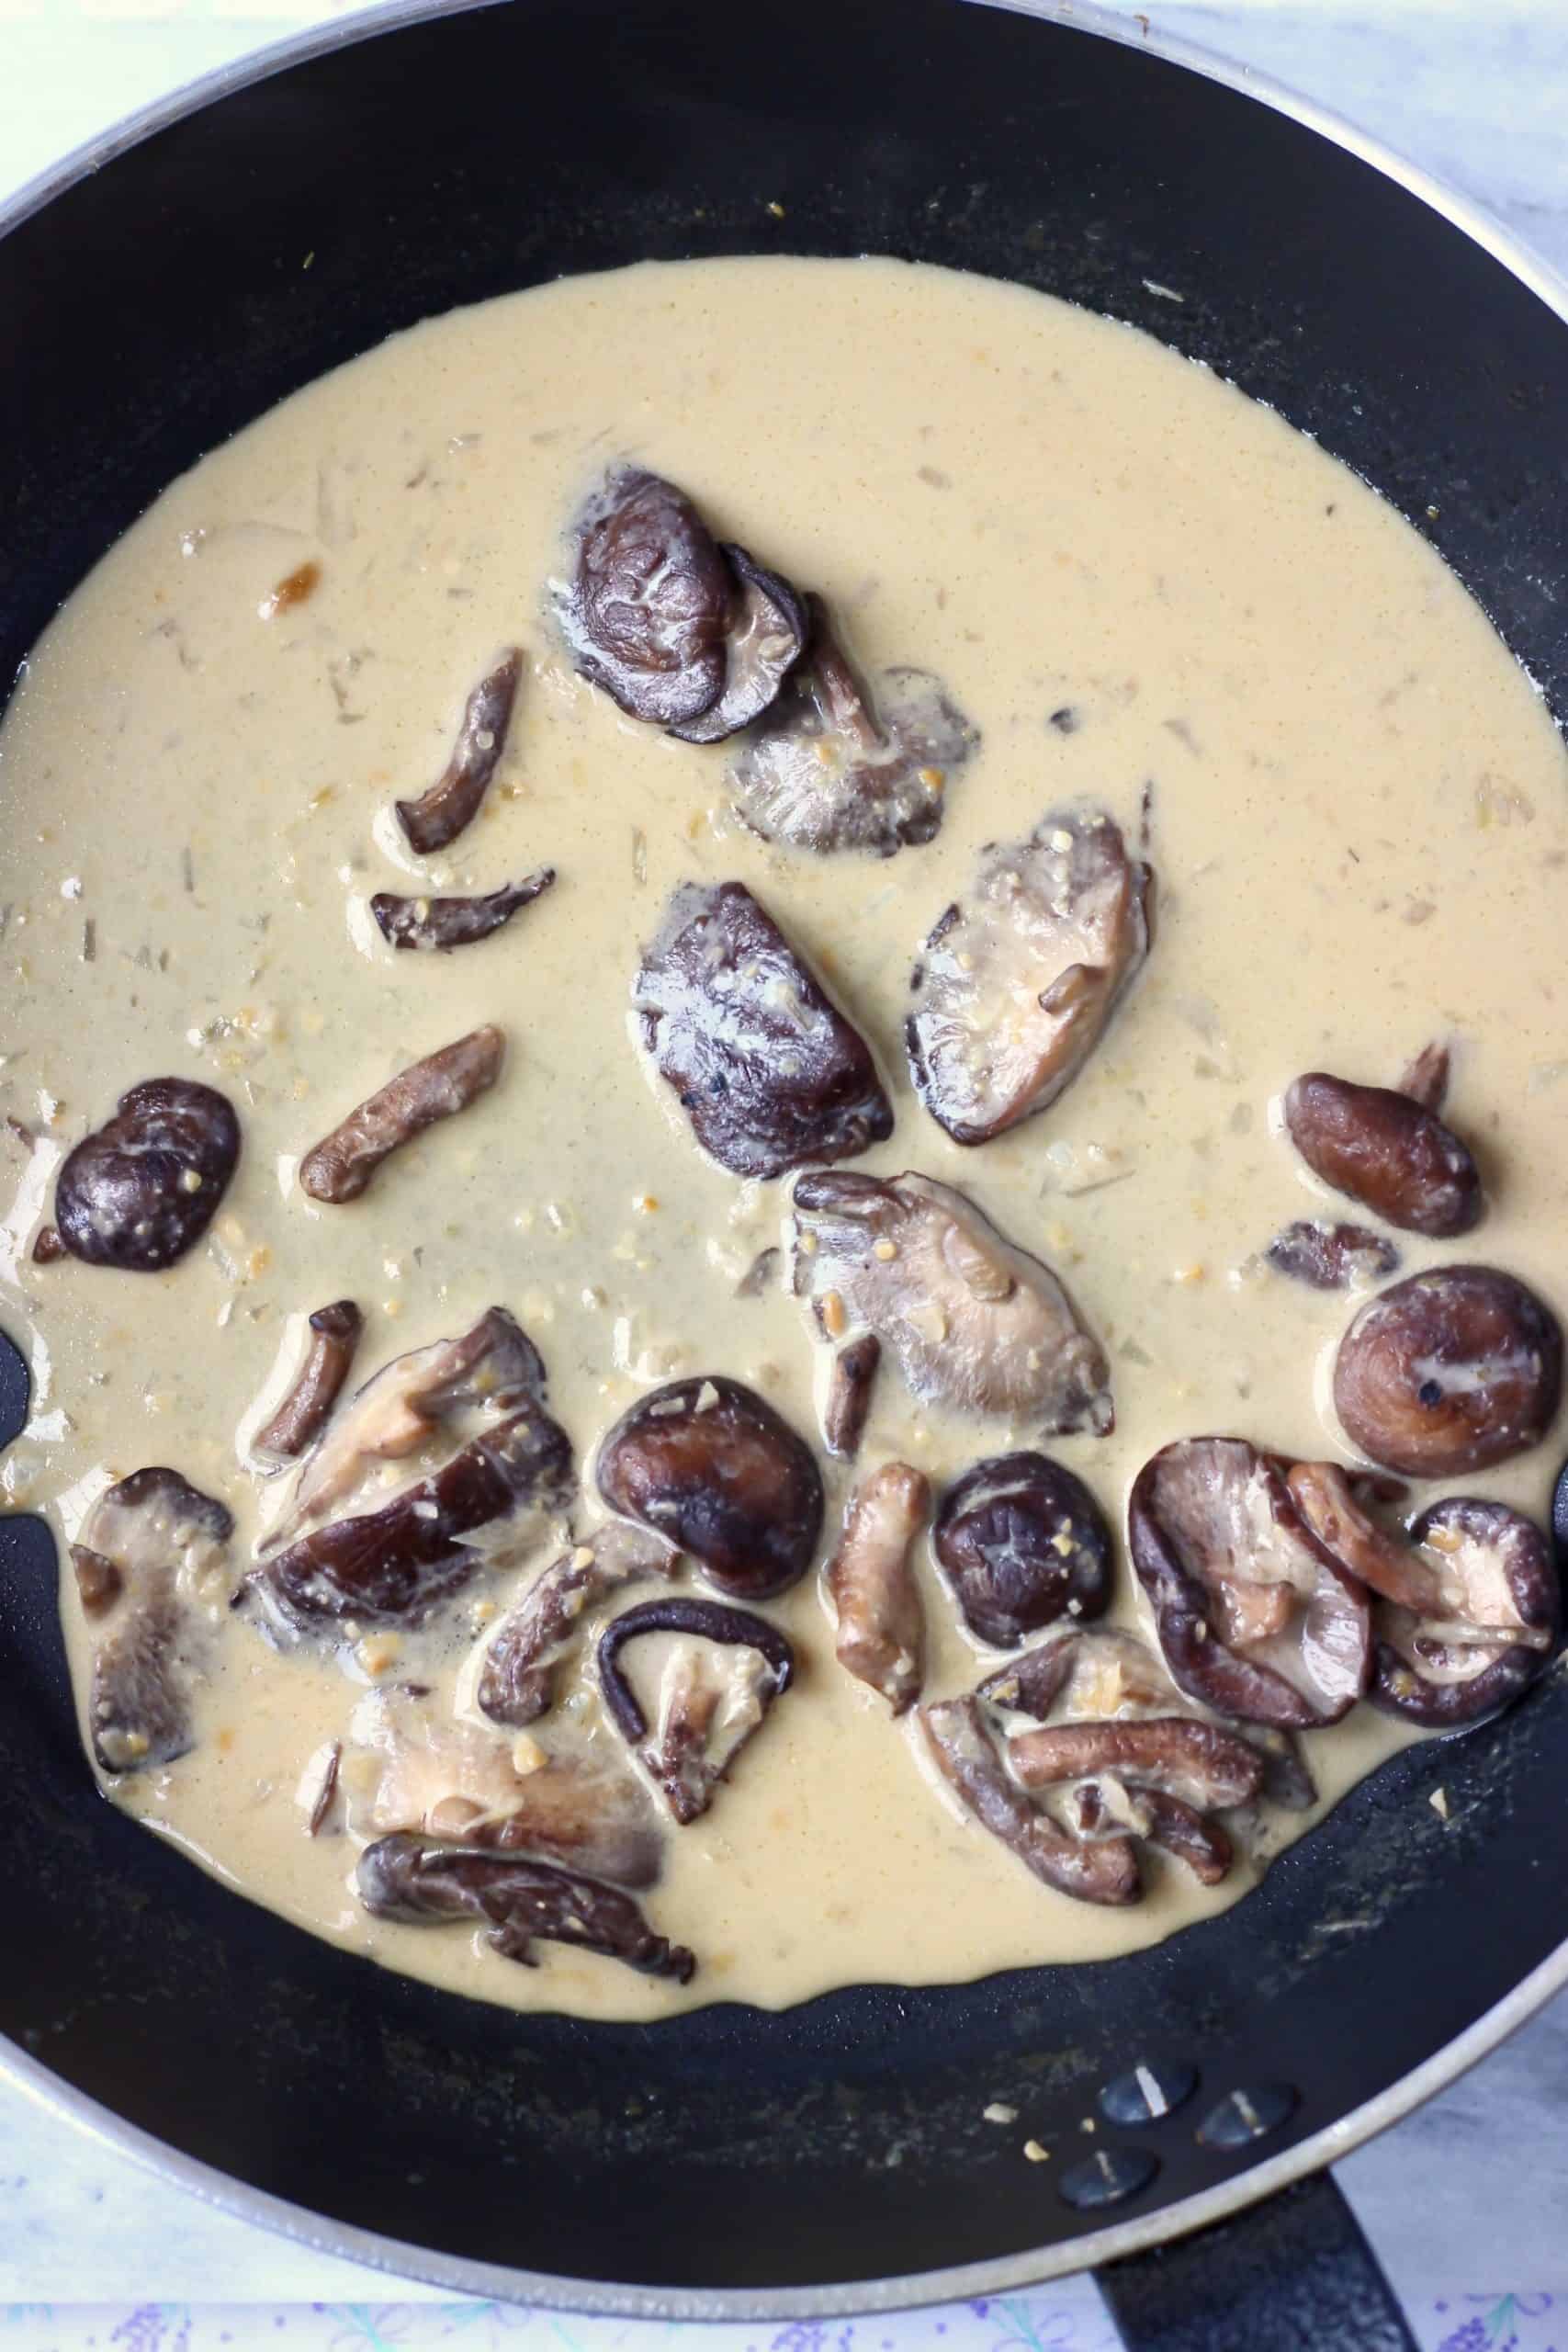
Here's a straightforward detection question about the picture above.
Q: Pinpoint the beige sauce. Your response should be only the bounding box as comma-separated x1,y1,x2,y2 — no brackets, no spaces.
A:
1,256,1564,2022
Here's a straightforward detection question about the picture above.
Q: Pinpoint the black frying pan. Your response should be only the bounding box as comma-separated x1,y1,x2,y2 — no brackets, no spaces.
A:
2,4,1565,2343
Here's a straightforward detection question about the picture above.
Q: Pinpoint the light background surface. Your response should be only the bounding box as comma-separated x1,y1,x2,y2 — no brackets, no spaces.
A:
1,3,1565,2346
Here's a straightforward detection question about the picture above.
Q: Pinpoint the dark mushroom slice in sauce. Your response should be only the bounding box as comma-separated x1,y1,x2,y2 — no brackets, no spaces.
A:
1009,1718,1264,1812
254,1300,364,1464
822,1331,881,1460
1283,1069,1482,1238
362,1699,663,1887
258,1402,572,1631
670,544,809,744
1063,1781,1235,1888
906,808,1151,1145
792,1170,1113,1433
597,1597,794,1825
827,1461,929,1714
394,649,522,855
920,1695,1139,1907
728,594,978,855
1334,1265,1562,1477
597,1375,823,1602
476,1521,678,1727
978,1624,1320,1814
1129,1438,1371,1727
54,1077,240,1272
554,465,733,729
282,1306,550,1536
934,1451,1112,1648
1371,1498,1560,1729
72,1468,232,1773
636,880,891,1180
371,869,556,954
357,1832,694,1983
299,1025,504,1204
1264,1220,1401,1294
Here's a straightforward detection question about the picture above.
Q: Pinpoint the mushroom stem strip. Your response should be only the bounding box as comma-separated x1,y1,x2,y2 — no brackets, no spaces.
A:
254,1300,365,1462
370,869,556,953
394,650,522,854
299,1025,504,1204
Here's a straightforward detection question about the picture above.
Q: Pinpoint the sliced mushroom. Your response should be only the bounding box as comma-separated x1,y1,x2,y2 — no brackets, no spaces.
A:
356,1832,694,1982
254,1300,364,1464
1371,1498,1560,1728
1283,1070,1482,1238
54,1077,240,1272
671,544,809,744
919,1695,1139,1907
1264,1220,1401,1294
933,1452,1111,1648
728,595,977,855
822,1331,881,1459
597,1596,794,1824
978,1626,1319,1813
906,808,1151,1146
827,1461,928,1714
394,650,522,854
299,1026,503,1204
596,1376,823,1601
72,1468,232,1773
258,1402,572,1631
1009,1719,1264,1812
792,1170,1113,1433
1063,1781,1234,1887
360,1697,661,1886
1128,1438,1371,1727
371,869,556,953
476,1521,678,1727
1335,1266,1562,1477
282,1306,551,1537
1286,1460,1445,1611
635,880,891,1180
554,465,734,729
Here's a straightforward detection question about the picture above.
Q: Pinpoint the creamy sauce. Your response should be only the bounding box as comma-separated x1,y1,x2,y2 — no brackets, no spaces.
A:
1,255,1564,2022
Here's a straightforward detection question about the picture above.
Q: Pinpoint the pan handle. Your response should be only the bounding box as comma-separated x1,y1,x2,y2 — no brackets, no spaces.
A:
1094,2169,1419,2352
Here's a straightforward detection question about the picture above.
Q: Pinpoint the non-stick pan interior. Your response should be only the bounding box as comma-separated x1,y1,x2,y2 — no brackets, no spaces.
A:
2,0,1565,2293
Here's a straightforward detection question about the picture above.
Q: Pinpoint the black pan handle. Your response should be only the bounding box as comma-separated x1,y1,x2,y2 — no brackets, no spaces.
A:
1095,2170,1419,2352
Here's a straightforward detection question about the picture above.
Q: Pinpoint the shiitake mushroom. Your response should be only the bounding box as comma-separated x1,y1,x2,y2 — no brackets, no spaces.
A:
636,880,891,1180
907,808,1151,1145
933,1452,1111,1648
1334,1266,1562,1477
54,1077,239,1272
1284,1069,1481,1238
596,1376,823,1602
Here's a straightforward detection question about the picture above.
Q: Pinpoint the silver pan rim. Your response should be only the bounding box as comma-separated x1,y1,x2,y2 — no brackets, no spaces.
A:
2,0,1564,2314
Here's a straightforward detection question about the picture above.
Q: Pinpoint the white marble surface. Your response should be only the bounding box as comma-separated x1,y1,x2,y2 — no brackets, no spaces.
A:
2,1,1566,2342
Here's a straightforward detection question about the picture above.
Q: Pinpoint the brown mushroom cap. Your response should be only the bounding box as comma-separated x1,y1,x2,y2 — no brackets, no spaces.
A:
1283,1070,1482,1238
1334,1266,1562,1477
933,1451,1112,1647
1371,1497,1560,1728
55,1077,240,1272
636,880,892,1181
1128,1437,1371,1727
670,544,809,745
555,465,733,729
596,1376,824,1602
792,1169,1113,1434
906,808,1151,1146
